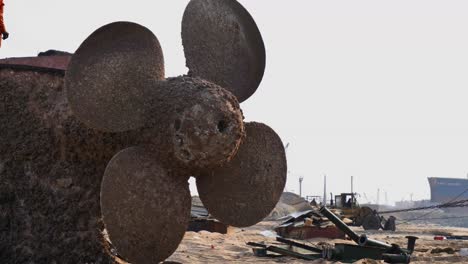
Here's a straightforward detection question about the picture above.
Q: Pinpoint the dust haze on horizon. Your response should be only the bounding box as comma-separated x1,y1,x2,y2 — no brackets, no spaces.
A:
2,0,468,205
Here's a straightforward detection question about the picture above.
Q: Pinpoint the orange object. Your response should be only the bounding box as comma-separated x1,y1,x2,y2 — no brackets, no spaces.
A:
0,0,6,47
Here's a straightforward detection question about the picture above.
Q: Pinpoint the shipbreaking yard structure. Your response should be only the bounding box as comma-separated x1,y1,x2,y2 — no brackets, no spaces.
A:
1,0,287,263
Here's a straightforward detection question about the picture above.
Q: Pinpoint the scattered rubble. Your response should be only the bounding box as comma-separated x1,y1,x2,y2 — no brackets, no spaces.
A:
430,247,456,254
274,210,345,240
249,207,418,263
188,197,229,234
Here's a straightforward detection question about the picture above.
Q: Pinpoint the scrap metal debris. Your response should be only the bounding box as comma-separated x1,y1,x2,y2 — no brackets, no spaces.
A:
247,240,322,261
188,219,228,234
430,247,456,254
434,235,468,240
249,206,418,263
319,206,416,263
274,209,346,240
188,197,229,234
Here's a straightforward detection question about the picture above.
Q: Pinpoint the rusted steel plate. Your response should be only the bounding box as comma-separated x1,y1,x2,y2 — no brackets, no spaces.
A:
101,147,191,264
0,55,71,70
196,122,287,227
275,225,346,240
66,21,165,132
182,0,266,103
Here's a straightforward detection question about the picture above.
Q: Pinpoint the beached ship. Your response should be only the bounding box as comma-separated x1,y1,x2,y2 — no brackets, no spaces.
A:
428,177,468,203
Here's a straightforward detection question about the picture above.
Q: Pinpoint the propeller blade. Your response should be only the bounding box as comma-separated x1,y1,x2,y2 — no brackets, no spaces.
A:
196,122,287,227
101,147,191,263
66,21,165,132
182,0,266,103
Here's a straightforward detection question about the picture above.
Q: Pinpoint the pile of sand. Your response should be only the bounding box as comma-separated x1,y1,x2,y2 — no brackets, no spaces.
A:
165,221,468,263
267,192,313,220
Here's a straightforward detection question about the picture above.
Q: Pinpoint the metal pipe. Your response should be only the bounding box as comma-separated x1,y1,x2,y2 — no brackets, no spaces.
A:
276,237,323,253
405,236,418,253
266,246,322,261
382,253,411,264
323,175,327,206
358,234,392,250
319,206,360,243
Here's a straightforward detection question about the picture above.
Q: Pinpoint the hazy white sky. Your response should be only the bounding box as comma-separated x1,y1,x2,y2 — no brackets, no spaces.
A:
2,0,468,204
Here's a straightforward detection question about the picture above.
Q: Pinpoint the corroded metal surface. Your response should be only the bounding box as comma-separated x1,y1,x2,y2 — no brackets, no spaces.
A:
65,22,165,132
101,147,191,264
0,55,71,70
196,122,287,227
65,21,245,169
182,0,266,103
146,76,244,170
275,225,346,240
0,68,126,263
0,63,65,75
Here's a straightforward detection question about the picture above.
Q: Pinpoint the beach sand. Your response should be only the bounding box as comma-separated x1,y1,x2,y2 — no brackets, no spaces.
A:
165,221,468,263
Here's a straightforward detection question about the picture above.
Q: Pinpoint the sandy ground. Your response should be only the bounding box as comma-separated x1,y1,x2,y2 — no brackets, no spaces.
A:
165,221,468,263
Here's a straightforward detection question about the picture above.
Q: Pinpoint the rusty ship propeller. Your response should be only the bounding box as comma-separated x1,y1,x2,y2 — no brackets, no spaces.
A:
64,0,286,263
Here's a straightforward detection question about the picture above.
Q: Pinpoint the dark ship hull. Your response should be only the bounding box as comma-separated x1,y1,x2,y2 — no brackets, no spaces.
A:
428,177,468,203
